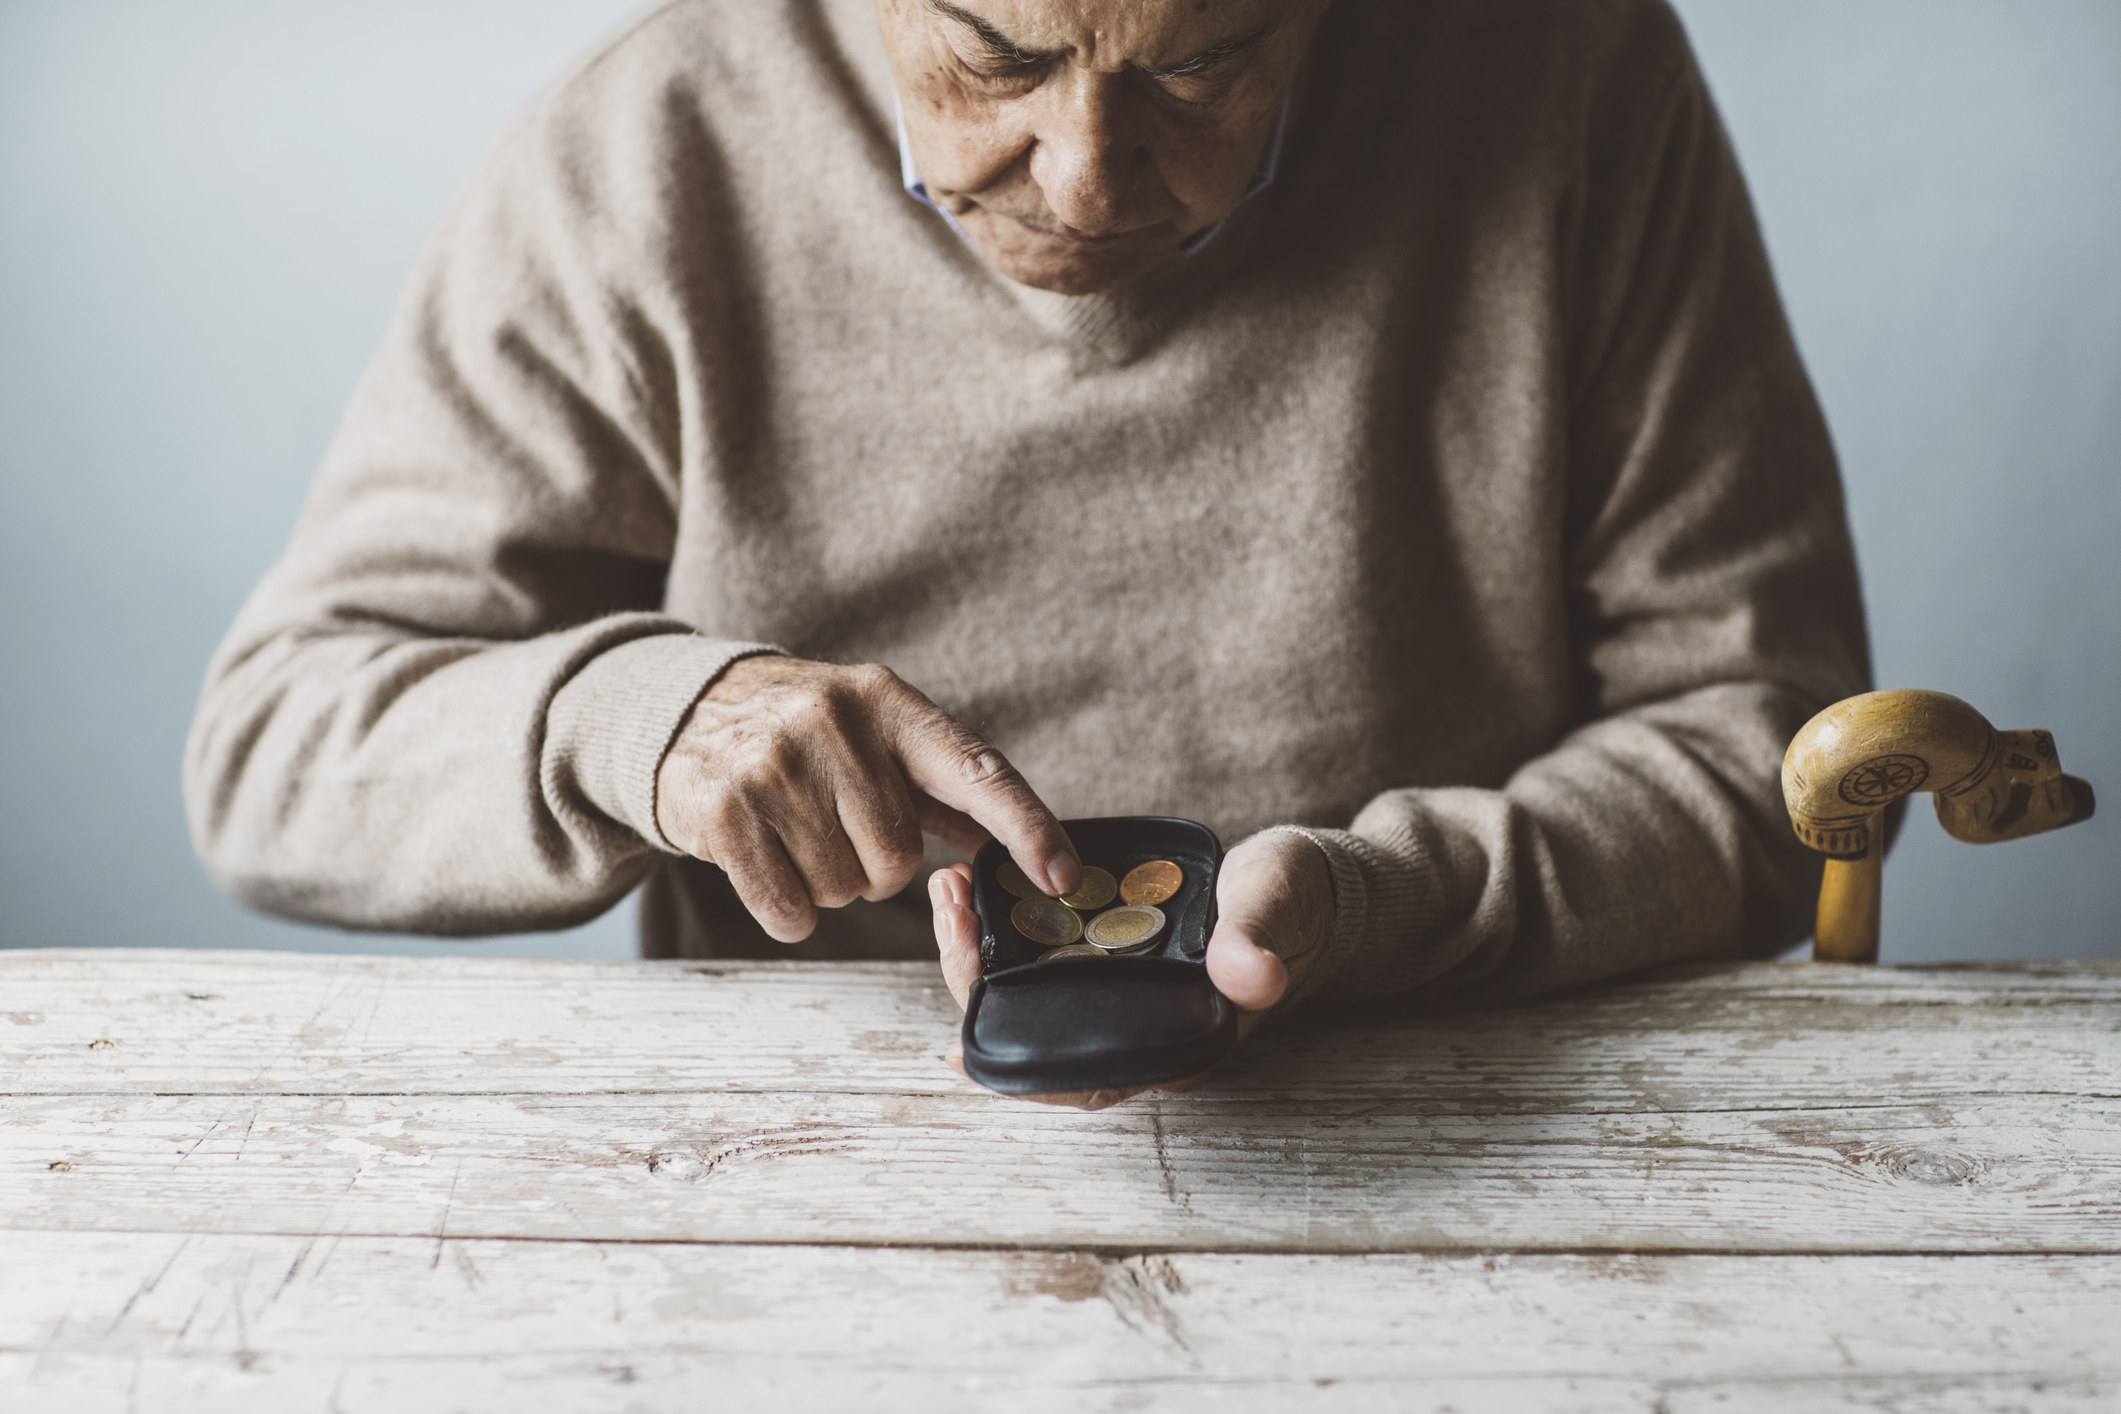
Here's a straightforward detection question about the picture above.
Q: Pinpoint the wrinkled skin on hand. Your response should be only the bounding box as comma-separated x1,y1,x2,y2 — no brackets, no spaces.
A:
656,655,1081,941
928,829,1333,1109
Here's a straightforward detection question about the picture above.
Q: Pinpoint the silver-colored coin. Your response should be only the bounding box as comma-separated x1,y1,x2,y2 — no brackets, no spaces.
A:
1012,896,1083,948
1105,930,1165,955
1036,943,1109,965
1084,904,1166,951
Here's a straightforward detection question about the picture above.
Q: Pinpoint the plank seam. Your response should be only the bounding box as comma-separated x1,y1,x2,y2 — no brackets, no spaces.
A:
6,1091,2118,1107
0,1359,2110,1386
3,1228,2116,1259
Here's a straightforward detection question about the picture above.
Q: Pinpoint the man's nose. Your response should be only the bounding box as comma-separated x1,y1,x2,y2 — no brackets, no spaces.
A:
1027,71,1138,235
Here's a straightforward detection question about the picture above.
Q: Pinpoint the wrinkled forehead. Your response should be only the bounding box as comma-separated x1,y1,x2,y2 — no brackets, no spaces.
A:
898,0,1302,71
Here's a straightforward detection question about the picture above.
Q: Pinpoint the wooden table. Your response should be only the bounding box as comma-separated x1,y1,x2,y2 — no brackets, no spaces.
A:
4,950,2117,1410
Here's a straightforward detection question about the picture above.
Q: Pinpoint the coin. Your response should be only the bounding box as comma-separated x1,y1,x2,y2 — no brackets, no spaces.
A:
996,860,1044,900
1085,904,1166,950
1059,866,1117,911
1011,896,1083,947
1036,944,1108,965
1120,860,1183,906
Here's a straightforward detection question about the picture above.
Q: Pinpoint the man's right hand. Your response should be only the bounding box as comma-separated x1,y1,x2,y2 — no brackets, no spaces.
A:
654,655,1081,942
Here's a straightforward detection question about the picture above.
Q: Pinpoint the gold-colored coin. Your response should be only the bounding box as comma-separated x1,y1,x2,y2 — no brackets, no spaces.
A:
1059,866,1117,912
1085,904,1166,950
1011,896,1083,947
1036,943,1108,965
1120,860,1184,906
996,860,1044,900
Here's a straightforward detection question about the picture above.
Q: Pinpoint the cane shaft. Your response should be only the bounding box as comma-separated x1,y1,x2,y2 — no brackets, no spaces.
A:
1814,837,1882,965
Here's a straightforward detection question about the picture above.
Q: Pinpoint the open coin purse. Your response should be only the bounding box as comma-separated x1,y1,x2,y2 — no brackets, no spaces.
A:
961,816,1238,1094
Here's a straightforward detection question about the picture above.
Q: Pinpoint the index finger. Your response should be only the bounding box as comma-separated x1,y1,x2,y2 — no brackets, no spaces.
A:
884,690,1079,897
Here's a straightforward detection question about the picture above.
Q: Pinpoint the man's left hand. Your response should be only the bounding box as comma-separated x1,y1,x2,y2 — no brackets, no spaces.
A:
927,830,1334,1110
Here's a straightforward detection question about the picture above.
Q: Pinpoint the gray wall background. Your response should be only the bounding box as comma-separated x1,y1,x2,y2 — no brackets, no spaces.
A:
2,1,2115,963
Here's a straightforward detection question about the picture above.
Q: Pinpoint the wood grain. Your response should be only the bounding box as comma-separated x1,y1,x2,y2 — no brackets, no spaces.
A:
7,1090,2119,1253
5,1233,2117,1414
6,951,2117,1408
5,951,2117,1110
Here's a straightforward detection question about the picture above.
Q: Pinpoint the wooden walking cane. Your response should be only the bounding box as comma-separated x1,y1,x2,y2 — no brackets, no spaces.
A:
1782,690,2097,963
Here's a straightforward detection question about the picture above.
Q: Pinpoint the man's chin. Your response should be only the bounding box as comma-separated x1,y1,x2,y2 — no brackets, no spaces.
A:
964,217,1184,297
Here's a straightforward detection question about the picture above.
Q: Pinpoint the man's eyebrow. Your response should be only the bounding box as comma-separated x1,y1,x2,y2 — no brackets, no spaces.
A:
924,0,1060,65
1139,22,1278,80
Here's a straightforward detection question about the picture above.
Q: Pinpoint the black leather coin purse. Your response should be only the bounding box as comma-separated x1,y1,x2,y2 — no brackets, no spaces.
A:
960,816,1237,1094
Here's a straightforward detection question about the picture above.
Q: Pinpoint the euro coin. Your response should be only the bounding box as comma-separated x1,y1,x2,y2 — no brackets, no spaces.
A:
996,860,1044,900
1120,860,1183,906
1085,904,1166,950
1011,896,1083,947
1059,866,1117,911
1036,944,1108,965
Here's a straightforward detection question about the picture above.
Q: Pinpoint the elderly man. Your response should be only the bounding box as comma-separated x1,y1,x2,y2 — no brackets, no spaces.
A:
186,0,1869,1089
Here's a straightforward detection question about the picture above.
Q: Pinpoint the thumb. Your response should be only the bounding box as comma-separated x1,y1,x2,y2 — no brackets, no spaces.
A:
1205,915,1290,1014
1203,831,1333,1016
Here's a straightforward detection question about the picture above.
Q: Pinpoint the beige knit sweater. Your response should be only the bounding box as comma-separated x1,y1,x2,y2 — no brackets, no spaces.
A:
185,0,1870,1005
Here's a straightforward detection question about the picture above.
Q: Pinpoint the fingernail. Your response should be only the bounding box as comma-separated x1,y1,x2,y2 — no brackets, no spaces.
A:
1044,852,1080,895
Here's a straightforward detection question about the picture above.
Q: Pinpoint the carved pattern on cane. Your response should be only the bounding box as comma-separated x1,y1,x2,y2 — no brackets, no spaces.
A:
1837,754,1930,808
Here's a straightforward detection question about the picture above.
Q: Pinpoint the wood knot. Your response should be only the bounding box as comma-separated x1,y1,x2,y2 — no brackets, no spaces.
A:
1861,1145,1984,1186
645,1151,712,1183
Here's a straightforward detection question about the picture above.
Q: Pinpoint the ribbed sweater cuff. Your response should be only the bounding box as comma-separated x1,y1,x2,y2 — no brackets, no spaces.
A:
1249,824,1448,1007
546,633,781,853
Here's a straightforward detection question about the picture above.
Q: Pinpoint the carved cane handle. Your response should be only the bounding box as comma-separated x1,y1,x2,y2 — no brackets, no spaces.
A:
1782,689,2095,963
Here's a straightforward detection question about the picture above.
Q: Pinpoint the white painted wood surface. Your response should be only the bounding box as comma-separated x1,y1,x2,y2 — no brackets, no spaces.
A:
4,949,2118,1411
10,1236,2119,1412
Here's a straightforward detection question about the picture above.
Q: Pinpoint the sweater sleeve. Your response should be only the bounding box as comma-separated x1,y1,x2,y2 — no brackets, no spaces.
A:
183,81,775,936
1270,12,1871,1007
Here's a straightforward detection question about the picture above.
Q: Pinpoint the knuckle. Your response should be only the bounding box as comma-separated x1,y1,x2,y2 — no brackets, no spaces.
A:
850,662,902,696
953,742,1016,790
747,880,809,927
880,835,926,876
868,852,923,899
791,682,865,738
820,843,881,908
783,687,833,728
728,735,802,793
812,880,861,910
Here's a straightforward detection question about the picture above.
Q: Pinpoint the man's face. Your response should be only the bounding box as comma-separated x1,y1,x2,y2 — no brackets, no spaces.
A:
878,0,1326,296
